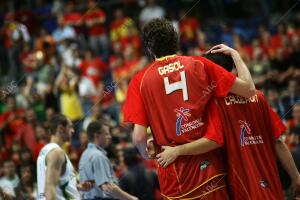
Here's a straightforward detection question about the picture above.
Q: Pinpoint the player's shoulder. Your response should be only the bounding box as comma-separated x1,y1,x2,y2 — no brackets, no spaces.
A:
131,63,152,82
48,147,64,156
129,61,159,89
45,147,64,162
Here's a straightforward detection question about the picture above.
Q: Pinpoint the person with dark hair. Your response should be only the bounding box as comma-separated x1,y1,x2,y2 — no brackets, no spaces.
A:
79,121,138,200
291,125,300,170
204,52,234,72
281,79,300,120
16,165,36,200
0,160,19,199
124,18,255,199
19,147,35,174
36,114,93,200
156,53,300,199
119,147,159,200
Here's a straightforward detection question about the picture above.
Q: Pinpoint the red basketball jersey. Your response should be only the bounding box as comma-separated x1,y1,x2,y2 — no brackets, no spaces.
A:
124,55,236,197
124,55,235,145
210,91,286,200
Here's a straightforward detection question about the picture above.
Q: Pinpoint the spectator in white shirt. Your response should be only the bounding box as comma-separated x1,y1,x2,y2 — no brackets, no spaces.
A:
139,0,165,25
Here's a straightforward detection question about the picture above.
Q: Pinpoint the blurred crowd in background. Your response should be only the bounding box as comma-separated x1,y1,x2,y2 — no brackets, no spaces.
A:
0,0,300,199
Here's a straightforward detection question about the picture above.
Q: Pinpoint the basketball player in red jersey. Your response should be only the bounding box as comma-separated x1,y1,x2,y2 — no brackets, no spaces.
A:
123,18,255,199
156,51,300,199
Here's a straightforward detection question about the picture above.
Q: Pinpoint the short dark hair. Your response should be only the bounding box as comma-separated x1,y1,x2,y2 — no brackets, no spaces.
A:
204,53,234,72
48,114,68,135
123,147,139,167
291,125,300,135
142,18,179,58
87,121,104,141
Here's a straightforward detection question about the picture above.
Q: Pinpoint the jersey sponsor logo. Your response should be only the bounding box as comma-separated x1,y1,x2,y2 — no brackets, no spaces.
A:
260,180,269,188
174,107,204,136
200,160,210,170
239,120,264,146
158,61,184,75
225,94,258,106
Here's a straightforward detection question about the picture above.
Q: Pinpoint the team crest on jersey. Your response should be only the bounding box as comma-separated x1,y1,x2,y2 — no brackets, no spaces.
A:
175,107,191,135
239,120,263,146
175,107,204,136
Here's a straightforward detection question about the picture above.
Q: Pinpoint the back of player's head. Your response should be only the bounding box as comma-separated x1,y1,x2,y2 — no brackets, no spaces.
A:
48,114,68,135
204,53,234,72
142,18,179,58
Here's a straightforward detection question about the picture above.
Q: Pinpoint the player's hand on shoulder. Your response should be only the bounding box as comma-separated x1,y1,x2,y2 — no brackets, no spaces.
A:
207,44,238,57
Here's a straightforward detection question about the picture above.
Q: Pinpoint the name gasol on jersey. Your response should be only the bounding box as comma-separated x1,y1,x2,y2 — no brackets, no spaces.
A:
158,61,184,75
225,94,258,105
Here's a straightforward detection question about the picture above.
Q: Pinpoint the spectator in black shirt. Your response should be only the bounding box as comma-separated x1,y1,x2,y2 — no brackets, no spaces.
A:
119,147,160,200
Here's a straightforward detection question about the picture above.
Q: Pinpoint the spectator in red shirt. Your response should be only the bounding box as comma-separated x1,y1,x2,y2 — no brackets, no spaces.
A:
63,1,83,33
0,96,25,148
63,1,86,48
271,24,289,51
16,108,38,155
110,8,139,51
84,0,109,60
179,10,200,52
79,49,108,88
258,26,273,58
19,43,39,75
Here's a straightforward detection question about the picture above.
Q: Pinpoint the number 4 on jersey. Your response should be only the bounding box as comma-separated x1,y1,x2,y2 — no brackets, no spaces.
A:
164,71,188,101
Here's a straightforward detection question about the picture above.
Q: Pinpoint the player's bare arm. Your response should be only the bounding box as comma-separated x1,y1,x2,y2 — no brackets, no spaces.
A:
209,44,256,98
132,124,148,159
45,148,65,200
156,138,220,167
101,182,139,200
275,139,300,196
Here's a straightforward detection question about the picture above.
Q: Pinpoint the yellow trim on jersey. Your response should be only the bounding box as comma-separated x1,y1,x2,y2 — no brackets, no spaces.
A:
161,173,227,199
155,54,177,61
140,54,177,92
183,184,227,200
139,62,155,93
